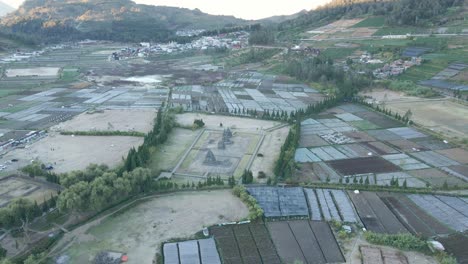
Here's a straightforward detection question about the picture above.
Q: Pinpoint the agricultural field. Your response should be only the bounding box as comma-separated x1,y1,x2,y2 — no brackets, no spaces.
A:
267,220,344,264
171,71,324,113
163,238,221,264
348,191,409,234
61,190,248,264
293,103,468,188
304,18,379,41
211,224,281,264
247,186,359,223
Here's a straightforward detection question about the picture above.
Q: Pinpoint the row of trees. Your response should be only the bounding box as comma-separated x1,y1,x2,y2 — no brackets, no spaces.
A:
273,96,343,179
123,107,175,172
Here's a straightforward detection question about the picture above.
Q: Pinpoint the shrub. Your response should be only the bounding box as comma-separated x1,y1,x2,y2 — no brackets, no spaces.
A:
364,232,428,252
258,171,266,179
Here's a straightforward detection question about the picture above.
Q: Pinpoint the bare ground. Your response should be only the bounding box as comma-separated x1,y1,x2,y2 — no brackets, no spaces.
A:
59,190,248,264
250,126,289,181
176,113,282,133
362,89,468,139
0,133,143,173
51,109,156,133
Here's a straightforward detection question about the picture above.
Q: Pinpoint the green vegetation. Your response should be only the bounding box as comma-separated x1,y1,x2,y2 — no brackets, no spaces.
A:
227,48,280,67
60,68,80,81
322,48,357,60
232,185,263,220
241,170,254,184
352,16,385,28
364,232,428,252
386,80,440,98
59,130,145,137
284,56,372,97
248,27,276,45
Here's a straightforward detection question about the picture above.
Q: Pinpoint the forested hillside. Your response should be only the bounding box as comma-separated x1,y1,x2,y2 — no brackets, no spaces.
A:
0,0,246,43
279,0,463,31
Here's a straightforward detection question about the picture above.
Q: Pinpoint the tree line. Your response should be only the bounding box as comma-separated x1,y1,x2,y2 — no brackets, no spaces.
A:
283,56,373,97
273,96,343,180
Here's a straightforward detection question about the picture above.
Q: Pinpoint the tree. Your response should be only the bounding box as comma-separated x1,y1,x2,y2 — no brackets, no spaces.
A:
402,179,407,189
365,176,370,185
0,246,6,259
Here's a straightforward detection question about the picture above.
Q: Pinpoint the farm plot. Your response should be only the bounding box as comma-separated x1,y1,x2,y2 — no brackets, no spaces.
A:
163,238,221,264
440,165,468,182
328,156,400,175
437,233,468,264
337,104,368,113
349,120,381,130
335,143,376,158
267,220,344,264
317,118,356,132
410,151,459,168
348,191,408,234
176,129,261,178
383,99,468,139
407,194,468,232
319,131,355,144
377,193,452,237
411,137,454,151
308,146,348,161
353,111,401,129
436,148,468,164
342,131,376,142
386,139,427,152
311,162,341,182
361,141,399,155
382,154,430,171
366,129,403,141
375,172,426,188
408,168,466,187
360,246,409,264
299,134,329,148
247,187,308,218
210,224,281,264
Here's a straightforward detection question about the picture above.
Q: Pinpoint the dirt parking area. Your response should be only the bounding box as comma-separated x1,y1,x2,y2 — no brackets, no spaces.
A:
0,133,142,173
51,109,156,133
62,190,248,264
176,113,282,132
250,126,289,181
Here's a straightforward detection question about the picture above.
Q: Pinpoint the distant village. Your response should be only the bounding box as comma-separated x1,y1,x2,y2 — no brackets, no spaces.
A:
111,31,249,60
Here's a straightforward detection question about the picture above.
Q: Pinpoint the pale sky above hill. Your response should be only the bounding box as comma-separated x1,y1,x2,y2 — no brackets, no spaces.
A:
5,0,330,19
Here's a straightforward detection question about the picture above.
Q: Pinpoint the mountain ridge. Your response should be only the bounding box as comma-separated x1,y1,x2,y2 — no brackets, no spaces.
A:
0,0,14,17
0,0,248,43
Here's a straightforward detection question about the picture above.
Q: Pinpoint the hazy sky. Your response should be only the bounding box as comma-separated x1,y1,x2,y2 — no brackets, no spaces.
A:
4,0,330,19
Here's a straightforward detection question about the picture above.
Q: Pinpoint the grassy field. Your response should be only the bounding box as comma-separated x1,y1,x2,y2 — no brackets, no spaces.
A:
148,128,198,175
373,26,429,36
352,16,385,28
